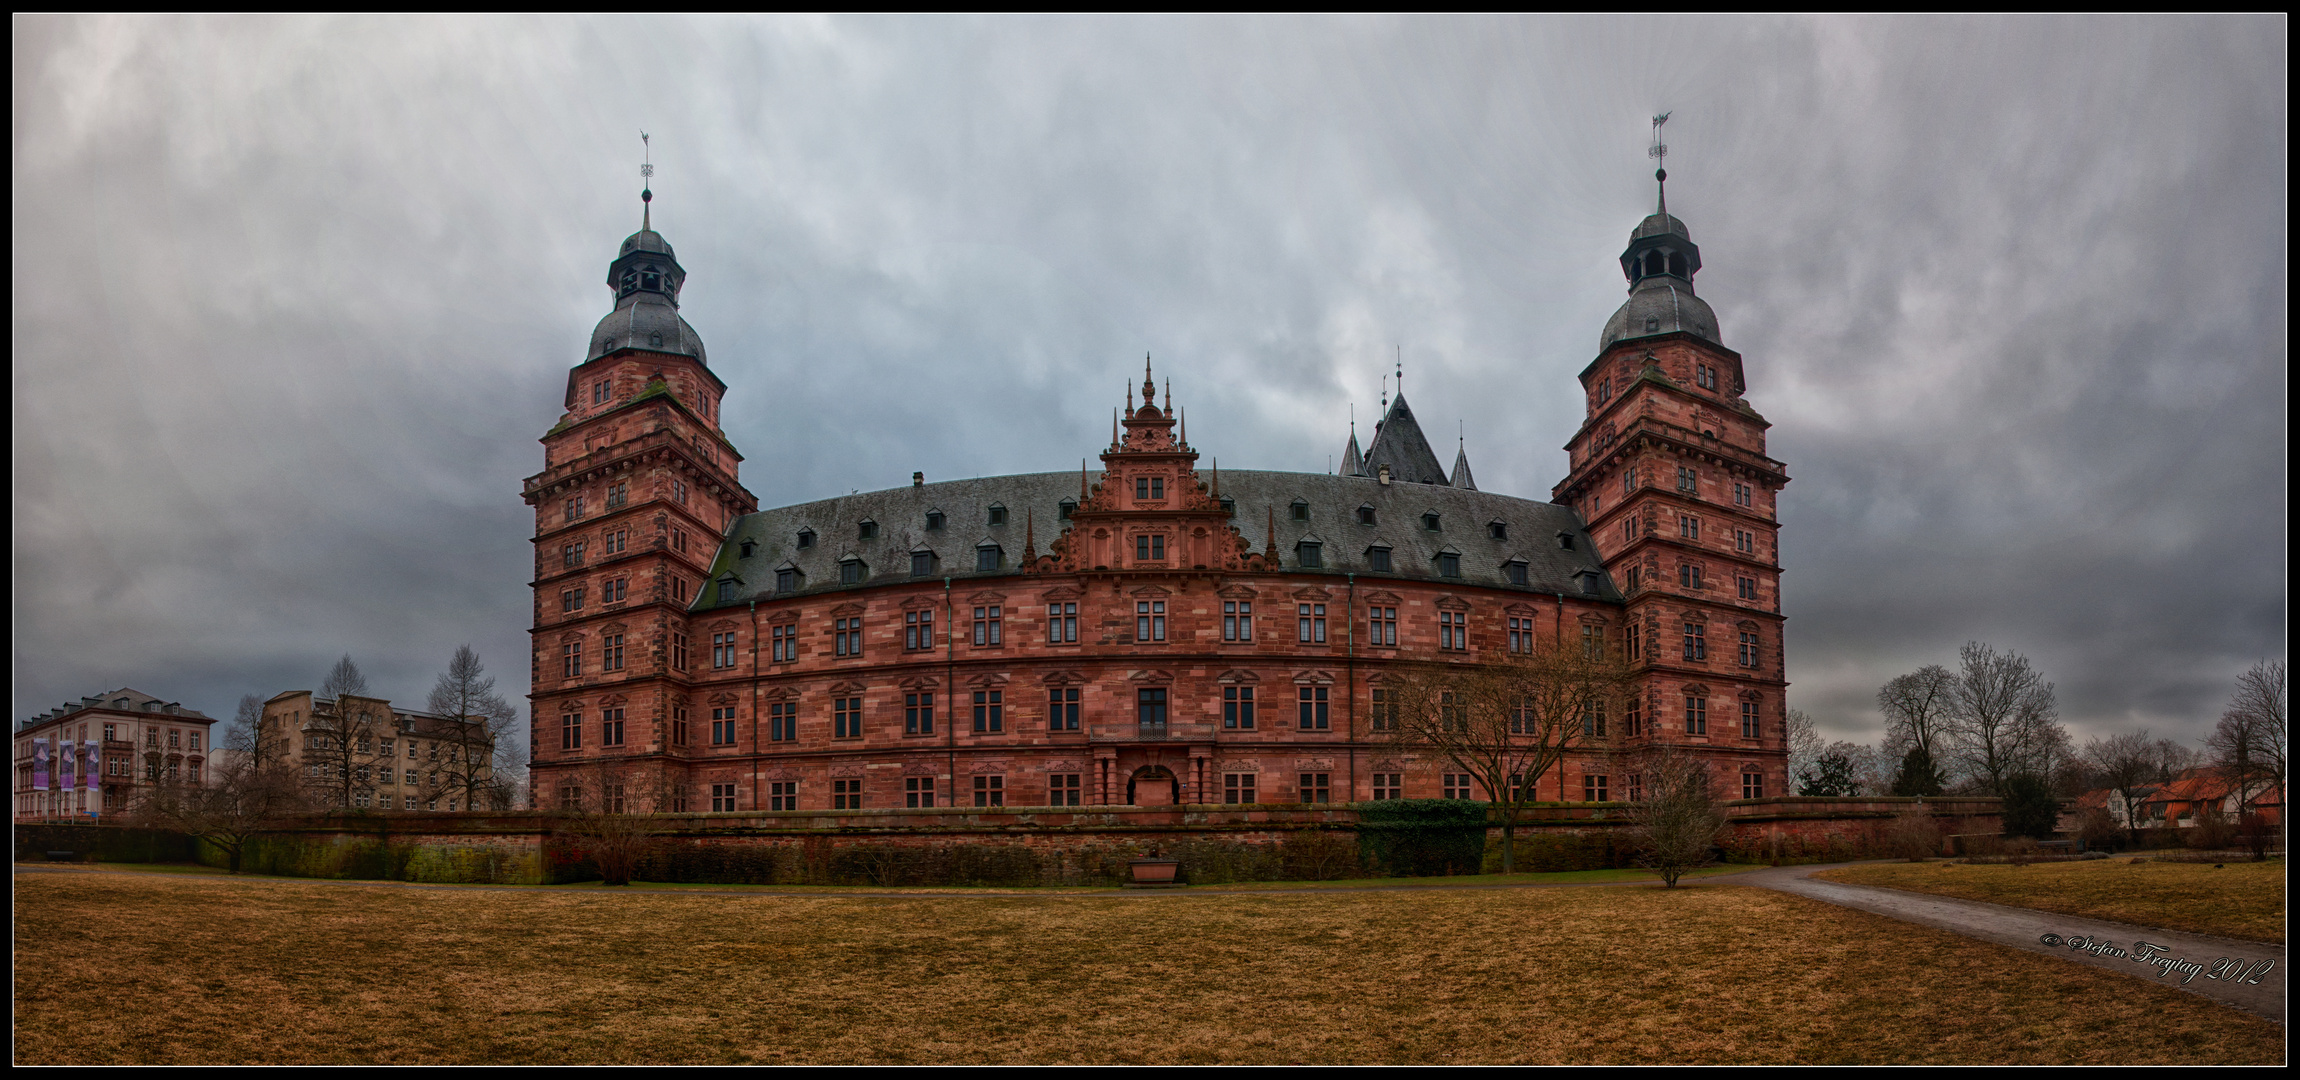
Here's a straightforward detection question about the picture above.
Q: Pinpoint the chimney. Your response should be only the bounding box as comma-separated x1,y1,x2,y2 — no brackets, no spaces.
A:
1377,464,1392,486
913,472,924,487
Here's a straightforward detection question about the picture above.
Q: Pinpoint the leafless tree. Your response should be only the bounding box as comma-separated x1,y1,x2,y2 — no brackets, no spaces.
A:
2084,730,2161,844
425,644,522,811
552,759,678,885
1878,665,1957,769
133,749,306,873
1381,637,1629,872
1625,745,1728,887
303,655,389,810
1943,642,2066,797
2209,660,2288,855
1785,709,1823,790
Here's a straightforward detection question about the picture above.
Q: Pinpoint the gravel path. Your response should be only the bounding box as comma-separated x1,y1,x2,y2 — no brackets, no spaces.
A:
1736,862,2285,1023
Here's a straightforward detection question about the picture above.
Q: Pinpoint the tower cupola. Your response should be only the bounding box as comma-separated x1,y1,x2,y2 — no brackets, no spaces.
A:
1598,139,1723,353
585,168,708,364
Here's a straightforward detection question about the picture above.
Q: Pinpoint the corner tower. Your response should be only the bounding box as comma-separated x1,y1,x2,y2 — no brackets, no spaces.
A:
1553,168,1790,799
522,185,757,808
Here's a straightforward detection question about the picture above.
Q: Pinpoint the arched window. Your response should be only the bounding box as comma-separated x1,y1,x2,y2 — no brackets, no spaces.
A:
1668,252,1687,276
1645,251,1664,277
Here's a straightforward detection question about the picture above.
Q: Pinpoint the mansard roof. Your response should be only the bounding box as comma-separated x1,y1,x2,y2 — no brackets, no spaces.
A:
21,687,211,732
694,469,1617,611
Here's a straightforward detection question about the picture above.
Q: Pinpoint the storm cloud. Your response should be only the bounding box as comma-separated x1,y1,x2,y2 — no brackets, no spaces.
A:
11,15,2285,751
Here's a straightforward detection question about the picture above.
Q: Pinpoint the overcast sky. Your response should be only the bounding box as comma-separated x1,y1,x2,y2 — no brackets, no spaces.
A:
12,15,2286,755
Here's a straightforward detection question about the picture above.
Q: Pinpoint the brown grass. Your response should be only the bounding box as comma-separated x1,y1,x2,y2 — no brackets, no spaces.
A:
1813,859,2286,944
12,869,2283,1065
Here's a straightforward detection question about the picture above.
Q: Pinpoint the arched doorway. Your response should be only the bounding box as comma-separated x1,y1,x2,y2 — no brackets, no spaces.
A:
1127,765,1180,806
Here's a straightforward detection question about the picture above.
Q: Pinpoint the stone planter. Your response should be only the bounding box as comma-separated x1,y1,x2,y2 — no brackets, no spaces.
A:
1126,857,1181,887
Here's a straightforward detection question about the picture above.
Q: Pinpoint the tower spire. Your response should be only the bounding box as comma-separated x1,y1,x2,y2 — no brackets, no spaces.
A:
1648,112,1670,217
640,130,656,232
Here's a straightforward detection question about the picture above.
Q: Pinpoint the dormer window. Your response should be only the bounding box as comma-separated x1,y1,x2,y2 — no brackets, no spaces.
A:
1219,495,1235,514
1505,559,1530,587
911,550,938,578
1296,540,1324,569
739,540,757,559
776,568,801,593
1059,499,1078,520
716,578,739,602
797,529,816,549
1558,531,1576,551
1436,552,1462,578
840,558,867,585
1578,570,1603,595
1356,505,1377,526
926,510,945,531
1291,499,1310,522
1422,512,1442,531
1366,545,1392,573
987,504,1007,526
859,520,879,540
976,543,1003,572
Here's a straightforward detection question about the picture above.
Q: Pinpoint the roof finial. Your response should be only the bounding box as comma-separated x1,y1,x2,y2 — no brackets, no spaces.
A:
1648,112,1671,218
1395,345,1404,398
1142,353,1156,405
640,130,656,232
1381,374,1388,411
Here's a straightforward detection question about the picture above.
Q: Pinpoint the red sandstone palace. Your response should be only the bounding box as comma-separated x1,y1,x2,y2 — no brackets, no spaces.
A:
523,179,1787,812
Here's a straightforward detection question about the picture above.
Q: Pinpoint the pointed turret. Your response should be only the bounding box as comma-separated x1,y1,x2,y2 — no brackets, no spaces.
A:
1450,439,1477,491
1341,427,1365,477
1361,392,1450,485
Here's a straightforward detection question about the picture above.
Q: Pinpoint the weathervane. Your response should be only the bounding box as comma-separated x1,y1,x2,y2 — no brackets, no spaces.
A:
640,130,655,230
1649,112,1670,215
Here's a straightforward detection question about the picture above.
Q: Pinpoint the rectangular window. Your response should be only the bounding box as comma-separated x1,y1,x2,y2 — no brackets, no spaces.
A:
671,706,689,747
712,632,736,669
710,707,737,746
1370,688,1397,732
1133,476,1165,500
1222,686,1256,730
1737,576,1755,601
562,642,582,679
827,696,862,739
1372,773,1402,800
673,480,689,505
1582,625,1605,659
1135,600,1166,642
972,690,1004,733
770,625,794,663
1368,546,1392,573
973,775,1005,807
1680,515,1699,540
1441,692,1469,734
1137,687,1168,737
1134,534,1167,561
562,588,583,612
602,633,625,671
1626,699,1643,737
768,702,795,743
1437,552,1461,577
1742,772,1765,800
1624,468,1636,495
834,618,862,657
1224,773,1257,804
1370,606,1398,647
603,530,626,555
707,783,735,812
560,713,581,750
1299,773,1331,803
1048,773,1081,806
1742,700,1762,740
911,551,936,577
769,781,798,812
833,778,864,810
972,606,1002,646
1678,466,1697,493
601,708,625,747
1683,623,1706,661
1222,600,1253,642
1685,695,1708,736
1049,687,1080,732
905,610,935,651
1680,564,1703,590
603,578,626,603
1440,611,1467,652
1582,699,1606,737
673,527,688,553
1507,616,1532,654
904,693,935,736
1740,630,1760,667
605,482,627,509
906,777,936,808
1047,602,1078,644
1298,603,1326,644
1297,686,1329,731
1582,774,1611,804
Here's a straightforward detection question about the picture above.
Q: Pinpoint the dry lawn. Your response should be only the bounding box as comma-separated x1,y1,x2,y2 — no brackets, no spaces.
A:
1814,859,2286,944
13,869,2283,1065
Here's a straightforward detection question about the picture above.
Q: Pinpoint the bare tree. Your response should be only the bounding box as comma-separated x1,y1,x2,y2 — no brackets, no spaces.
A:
2153,737,2201,783
1943,642,2065,797
425,644,521,811
134,749,306,873
553,759,677,885
2084,730,2160,844
1625,745,1727,887
2209,660,2288,855
1878,665,1957,768
1785,709,1823,791
1382,637,1628,872
304,655,389,810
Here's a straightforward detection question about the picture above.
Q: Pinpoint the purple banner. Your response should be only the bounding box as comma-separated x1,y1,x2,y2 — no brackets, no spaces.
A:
59,740,77,791
32,738,49,791
85,741,102,815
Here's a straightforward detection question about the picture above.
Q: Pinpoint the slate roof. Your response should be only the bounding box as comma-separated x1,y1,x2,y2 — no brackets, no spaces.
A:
1361,392,1451,485
22,687,210,732
695,469,1618,612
